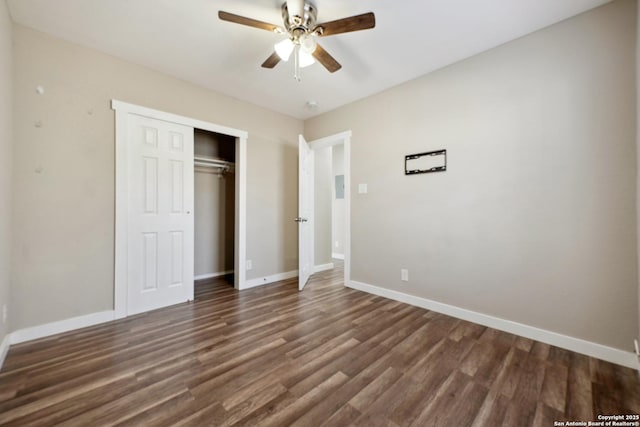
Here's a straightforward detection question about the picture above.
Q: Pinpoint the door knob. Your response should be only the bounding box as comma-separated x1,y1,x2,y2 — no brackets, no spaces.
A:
294,217,308,223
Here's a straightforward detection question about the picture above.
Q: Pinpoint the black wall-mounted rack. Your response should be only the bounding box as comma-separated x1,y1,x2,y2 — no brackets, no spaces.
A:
405,149,447,175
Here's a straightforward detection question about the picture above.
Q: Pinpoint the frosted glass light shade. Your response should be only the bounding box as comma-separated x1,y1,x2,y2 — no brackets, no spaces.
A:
275,38,294,61
300,35,317,54
298,50,315,68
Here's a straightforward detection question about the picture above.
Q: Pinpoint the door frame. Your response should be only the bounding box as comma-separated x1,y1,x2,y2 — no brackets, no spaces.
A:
308,130,352,287
112,100,248,319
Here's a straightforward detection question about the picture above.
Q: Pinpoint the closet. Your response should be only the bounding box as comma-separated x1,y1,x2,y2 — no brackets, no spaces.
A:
194,129,235,285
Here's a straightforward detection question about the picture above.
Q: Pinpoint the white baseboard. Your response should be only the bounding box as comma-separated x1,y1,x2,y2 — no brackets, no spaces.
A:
314,263,334,273
0,333,10,370
332,253,344,260
243,270,298,290
5,279,633,372
195,270,233,281
10,310,116,345
0,310,117,371
348,280,638,370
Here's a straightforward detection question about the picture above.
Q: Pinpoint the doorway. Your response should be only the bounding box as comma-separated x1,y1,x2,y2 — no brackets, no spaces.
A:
112,100,248,319
193,129,236,286
314,143,346,268
300,131,352,290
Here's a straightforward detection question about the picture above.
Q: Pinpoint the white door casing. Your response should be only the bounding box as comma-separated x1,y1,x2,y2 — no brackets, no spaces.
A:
127,114,194,315
298,134,314,291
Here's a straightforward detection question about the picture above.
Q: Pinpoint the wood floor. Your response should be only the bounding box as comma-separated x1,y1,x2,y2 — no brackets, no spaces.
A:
1,263,638,426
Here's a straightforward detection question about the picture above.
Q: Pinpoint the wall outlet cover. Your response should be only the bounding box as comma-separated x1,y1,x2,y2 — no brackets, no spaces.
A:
246,260,253,271
401,269,409,282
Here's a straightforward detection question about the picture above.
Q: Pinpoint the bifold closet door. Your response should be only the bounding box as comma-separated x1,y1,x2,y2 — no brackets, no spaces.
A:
127,114,194,315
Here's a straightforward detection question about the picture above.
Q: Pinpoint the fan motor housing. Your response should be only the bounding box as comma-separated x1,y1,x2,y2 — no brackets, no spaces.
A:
282,1,317,36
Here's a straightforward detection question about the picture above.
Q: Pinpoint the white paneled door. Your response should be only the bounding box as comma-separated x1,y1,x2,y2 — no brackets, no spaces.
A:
298,135,314,291
127,114,194,315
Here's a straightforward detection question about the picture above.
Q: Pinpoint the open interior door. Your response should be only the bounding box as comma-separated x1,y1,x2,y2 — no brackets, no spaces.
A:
297,135,314,291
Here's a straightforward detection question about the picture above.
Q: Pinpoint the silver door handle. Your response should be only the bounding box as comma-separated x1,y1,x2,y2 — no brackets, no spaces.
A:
294,217,308,223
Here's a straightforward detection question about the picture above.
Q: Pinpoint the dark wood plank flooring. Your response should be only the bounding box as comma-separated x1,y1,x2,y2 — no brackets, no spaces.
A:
1,262,638,426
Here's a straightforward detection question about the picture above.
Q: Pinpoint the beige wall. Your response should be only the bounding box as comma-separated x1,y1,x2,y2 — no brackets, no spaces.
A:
0,0,12,342
314,147,332,266
11,24,302,330
306,0,638,350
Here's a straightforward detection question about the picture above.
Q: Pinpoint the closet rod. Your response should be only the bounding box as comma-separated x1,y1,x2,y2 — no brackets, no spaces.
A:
194,155,235,170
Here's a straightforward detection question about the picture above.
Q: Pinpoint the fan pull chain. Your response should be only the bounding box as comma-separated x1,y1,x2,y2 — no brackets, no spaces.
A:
293,43,301,81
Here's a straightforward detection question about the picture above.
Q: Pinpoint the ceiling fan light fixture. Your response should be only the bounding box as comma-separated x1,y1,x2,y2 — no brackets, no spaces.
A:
274,38,294,61
218,1,376,76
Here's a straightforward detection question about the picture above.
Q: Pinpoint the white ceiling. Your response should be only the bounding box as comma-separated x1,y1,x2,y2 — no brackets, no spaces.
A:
7,0,612,119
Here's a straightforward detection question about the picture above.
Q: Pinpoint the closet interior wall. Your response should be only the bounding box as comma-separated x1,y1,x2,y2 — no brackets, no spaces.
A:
194,129,236,282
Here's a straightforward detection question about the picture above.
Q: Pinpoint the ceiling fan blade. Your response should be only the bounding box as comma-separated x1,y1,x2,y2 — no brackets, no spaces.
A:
317,12,376,37
312,44,342,73
261,52,281,69
218,11,282,32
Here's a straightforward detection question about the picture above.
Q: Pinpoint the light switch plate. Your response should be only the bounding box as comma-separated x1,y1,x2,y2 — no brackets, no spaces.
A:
358,183,368,194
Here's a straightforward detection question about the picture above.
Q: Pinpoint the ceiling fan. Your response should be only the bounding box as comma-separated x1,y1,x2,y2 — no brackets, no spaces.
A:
218,0,376,81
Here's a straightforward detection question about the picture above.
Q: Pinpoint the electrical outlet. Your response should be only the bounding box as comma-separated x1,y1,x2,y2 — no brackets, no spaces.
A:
246,260,253,271
401,269,409,282
2,304,6,324
335,241,339,248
